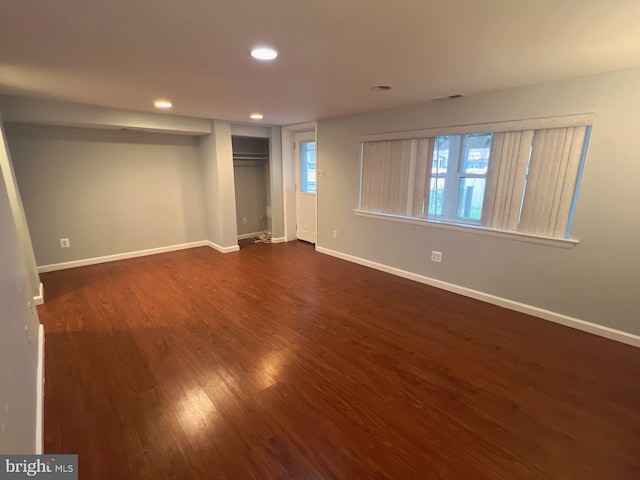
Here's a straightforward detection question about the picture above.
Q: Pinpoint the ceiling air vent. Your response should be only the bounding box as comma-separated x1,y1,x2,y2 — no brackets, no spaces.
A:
371,85,393,91
431,94,465,102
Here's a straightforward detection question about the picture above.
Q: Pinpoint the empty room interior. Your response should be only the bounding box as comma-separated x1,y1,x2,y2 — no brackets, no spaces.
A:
1,1,639,479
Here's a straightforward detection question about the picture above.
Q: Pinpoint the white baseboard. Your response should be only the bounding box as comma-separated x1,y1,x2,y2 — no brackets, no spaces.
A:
33,282,44,305
35,324,44,454
316,246,640,348
237,231,263,240
37,241,208,273
271,236,287,244
207,241,240,253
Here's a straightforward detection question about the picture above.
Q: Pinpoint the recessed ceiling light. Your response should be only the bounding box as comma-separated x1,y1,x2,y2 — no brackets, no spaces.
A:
250,113,264,120
154,99,172,109
371,85,392,91
250,47,278,61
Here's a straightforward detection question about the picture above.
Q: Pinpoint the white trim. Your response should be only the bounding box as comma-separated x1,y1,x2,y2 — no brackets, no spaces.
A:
237,231,264,240
282,122,318,242
295,130,316,142
282,121,317,133
230,124,272,138
315,246,640,348
282,129,296,242
33,282,44,305
37,241,208,273
35,324,45,454
207,241,240,253
271,236,287,244
360,113,595,142
354,210,578,248
294,130,319,244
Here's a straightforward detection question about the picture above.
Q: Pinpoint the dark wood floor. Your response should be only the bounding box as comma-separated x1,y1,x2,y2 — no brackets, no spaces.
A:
38,241,640,479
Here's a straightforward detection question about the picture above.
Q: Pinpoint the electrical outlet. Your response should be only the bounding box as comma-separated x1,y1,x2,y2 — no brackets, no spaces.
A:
318,169,326,178
333,230,338,238
242,217,247,225
431,251,442,263
60,238,70,248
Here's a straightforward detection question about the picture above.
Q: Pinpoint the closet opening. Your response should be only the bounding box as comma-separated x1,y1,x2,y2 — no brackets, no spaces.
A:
232,135,271,246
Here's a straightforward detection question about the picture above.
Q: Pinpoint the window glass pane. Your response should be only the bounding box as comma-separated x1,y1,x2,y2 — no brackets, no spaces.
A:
461,133,492,174
457,178,486,220
428,178,445,216
433,136,450,174
300,141,316,193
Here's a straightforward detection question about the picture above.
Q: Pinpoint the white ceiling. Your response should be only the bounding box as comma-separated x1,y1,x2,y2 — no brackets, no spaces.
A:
1,0,639,126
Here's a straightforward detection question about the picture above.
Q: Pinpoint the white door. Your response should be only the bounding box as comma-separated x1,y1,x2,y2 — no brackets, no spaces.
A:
295,131,317,243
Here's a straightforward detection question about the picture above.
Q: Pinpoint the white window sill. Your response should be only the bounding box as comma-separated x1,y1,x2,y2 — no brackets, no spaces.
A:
353,210,579,249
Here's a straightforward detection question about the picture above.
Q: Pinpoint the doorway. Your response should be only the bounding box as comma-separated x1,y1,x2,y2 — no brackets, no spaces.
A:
294,131,317,243
232,136,271,243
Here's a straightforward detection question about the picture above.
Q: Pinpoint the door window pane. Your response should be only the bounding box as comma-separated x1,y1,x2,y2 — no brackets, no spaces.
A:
300,141,316,193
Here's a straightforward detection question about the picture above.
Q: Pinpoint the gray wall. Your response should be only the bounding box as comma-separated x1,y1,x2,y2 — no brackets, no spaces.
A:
263,160,272,232
317,68,640,336
0,120,41,453
199,120,238,249
0,122,40,300
269,126,285,238
234,163,267,236
0,94,212,135
6,124,206,266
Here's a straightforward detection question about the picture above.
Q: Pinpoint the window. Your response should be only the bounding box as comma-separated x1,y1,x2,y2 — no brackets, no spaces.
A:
300,141,317,193
430,133,492,223
358,115,592,241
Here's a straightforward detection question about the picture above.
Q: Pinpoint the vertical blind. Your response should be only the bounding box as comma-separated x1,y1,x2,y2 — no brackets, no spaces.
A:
481,130,533,231
361,140,412,216
361,138,434,218
519,126,589,237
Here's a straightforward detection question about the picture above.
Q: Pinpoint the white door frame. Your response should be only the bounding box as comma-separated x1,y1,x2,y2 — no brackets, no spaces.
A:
282,122,317,242
294,131,317,243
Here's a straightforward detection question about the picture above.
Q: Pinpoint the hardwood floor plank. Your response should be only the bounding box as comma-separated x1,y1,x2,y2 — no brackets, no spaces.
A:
37,242,640,479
